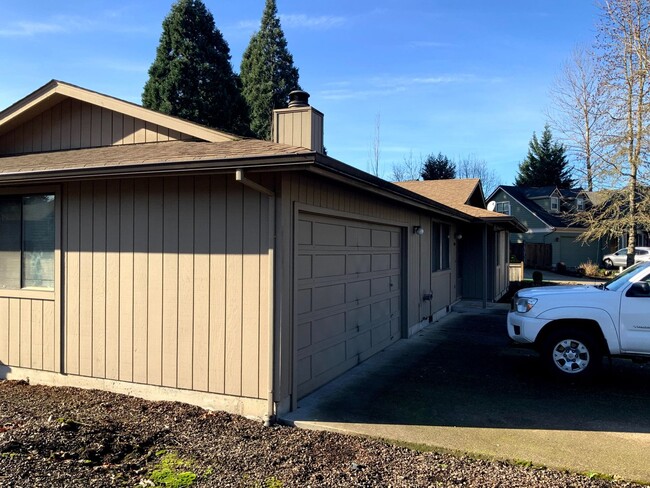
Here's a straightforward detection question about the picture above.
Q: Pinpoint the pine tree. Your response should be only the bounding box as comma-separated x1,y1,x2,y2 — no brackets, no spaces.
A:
240,0,300,140
142,0,249,134
420,153,456,180
515,125,575,188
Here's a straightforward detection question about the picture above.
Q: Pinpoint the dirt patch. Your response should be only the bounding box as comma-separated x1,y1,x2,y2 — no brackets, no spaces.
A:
0,380,642,487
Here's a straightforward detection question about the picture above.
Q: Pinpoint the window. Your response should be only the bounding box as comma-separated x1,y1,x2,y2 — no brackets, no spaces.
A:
550,196,559,212
576,197,585,211
0,194,55,290
495,201,511,215
432,222,450,272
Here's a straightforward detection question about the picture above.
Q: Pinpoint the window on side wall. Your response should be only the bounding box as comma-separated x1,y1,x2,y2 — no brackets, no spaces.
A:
495,201,511,215
0,194,55,290
432,222,450,272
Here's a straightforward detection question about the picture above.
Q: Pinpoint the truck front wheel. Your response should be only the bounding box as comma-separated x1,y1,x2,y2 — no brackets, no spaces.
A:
541,328,601,378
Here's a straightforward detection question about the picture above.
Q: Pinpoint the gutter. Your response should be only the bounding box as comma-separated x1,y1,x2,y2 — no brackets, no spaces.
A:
235,169,276,426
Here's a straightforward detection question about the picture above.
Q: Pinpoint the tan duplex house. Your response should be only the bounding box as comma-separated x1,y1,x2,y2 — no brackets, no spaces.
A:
0,81,521,421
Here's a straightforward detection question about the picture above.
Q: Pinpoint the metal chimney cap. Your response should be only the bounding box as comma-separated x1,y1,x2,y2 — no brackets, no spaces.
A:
288,90,310,108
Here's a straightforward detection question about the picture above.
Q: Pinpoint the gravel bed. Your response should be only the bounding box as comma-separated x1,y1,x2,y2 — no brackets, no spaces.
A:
0,380,643,487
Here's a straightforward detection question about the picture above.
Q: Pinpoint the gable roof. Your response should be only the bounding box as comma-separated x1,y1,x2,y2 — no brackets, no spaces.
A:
0,80,487,225
395,179,526,232
0,79,237,143
492,185,583,229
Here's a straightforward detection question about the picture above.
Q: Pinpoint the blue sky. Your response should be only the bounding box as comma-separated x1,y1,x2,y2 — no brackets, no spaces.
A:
0,1,599,185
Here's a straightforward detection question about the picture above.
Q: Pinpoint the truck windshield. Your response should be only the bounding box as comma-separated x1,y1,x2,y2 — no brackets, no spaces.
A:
604,263,645,291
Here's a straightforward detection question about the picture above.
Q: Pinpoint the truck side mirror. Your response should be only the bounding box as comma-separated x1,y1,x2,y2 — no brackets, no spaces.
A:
626,281,650,297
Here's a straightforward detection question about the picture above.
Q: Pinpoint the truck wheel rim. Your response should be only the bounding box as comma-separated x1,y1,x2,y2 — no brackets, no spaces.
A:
552,339,590,373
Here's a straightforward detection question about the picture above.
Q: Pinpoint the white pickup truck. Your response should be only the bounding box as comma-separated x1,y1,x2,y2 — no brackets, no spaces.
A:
507,261,650,378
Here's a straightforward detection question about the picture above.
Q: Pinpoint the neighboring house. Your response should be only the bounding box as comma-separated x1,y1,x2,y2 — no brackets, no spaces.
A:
396,179,526,302
488,185,602,269
0,80,515,420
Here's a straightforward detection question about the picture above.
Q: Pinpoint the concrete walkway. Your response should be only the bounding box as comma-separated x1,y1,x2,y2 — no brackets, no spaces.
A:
282,306,650,483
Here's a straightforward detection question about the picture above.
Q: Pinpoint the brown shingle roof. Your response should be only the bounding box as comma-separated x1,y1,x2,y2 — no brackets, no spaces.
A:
0,139,311,175
395,178,481,207
395,179,526,231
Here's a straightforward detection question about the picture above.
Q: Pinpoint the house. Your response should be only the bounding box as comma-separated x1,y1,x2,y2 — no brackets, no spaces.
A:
396,179,526,302
0,80,518,421
488,185,602,269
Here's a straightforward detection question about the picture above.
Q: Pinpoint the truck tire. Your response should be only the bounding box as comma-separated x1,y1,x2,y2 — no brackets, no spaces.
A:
541,328,601,379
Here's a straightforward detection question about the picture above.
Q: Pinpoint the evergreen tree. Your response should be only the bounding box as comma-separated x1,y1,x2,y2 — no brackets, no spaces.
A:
142,0,249,134
420,153,456,180
515,125,575,188
240,0,300,140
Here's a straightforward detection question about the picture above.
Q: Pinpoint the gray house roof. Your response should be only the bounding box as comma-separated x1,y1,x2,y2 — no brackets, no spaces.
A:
490,185,584,230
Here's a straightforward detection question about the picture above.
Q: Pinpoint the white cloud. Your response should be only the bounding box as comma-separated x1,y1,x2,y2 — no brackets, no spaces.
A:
279,14,346,30
0,13,147,38
319,73,503,101
0,21,65,37
408,41,451,48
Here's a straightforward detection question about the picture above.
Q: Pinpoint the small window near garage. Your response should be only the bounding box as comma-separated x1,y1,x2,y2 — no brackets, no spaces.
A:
0,194,55,290
432,222,450,272
495,201,511,215
550,196,559,213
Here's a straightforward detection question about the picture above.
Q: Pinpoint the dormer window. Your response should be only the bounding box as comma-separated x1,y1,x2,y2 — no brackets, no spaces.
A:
576,197,585,211
550,196,559,213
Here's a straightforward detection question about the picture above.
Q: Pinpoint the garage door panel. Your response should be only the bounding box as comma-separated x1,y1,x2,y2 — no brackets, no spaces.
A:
372,229,391,247
391,317,400,336
313,222,346,246
297,356,312,385
297,321,312,350
346,254,371,274
346,305,371,332
348,330,371,359
372,254,391,271
391,231,400,247
371,321,391,345
312,313,346,344
313,254,345,278
297,213,402,398
312,283,345,311
296,289,312,315
313,342,346,377
298,220,312,245
391,253,400,269
347,227,371,247
346,279,371,303
297,255,312,279
371,276,391,296
371,299,391,322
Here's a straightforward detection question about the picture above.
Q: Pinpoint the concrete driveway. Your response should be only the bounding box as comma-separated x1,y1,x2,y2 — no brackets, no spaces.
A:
282,304,650,483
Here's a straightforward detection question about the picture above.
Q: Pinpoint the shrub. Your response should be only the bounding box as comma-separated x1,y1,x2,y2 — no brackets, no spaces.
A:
532,270,543,285
577,260,599,278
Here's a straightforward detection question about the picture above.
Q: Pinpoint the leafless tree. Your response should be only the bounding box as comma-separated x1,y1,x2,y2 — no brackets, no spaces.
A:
568,0,650,265
390,150,422,181
368,113,381,177
455,154,501,196
548,47,609,191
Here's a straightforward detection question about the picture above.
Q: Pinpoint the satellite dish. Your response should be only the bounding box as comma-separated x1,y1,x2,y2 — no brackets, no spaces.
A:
487,201,497,211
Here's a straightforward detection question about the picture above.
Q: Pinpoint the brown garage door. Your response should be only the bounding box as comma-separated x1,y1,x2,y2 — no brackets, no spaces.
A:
295,213,402,398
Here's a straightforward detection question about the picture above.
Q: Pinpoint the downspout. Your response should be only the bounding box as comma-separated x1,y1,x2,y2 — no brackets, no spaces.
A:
235,170,276,426
482,223,488,309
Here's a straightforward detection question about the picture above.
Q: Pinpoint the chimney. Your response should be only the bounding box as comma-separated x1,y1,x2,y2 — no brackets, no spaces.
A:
272,90,324,153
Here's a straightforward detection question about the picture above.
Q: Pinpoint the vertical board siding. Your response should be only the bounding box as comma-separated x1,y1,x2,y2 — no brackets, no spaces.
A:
0,100,192,155
0,297,57,372
61,176,270,400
